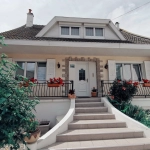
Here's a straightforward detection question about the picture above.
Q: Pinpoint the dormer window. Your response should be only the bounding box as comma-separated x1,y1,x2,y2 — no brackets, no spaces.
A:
85,27,104,37
61,26,80,36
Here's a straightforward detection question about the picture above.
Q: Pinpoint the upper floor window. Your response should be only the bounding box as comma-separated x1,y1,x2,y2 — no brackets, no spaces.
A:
61,26,80,36
85,27,103,37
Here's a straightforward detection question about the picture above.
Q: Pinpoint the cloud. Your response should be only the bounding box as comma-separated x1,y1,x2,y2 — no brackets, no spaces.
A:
0,0,150,37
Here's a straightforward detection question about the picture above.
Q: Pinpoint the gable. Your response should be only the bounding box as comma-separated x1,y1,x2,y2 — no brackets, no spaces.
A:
36,16,126,41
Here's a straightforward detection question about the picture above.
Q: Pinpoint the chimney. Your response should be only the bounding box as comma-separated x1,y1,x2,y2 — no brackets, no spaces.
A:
26,9,34,27
115,22,119,30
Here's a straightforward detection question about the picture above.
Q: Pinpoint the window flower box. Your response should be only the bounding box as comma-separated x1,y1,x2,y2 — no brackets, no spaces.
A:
143,83,150,87
47,83,63,87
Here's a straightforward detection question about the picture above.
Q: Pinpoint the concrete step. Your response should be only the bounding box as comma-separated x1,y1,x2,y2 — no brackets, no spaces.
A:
75,102,104,107
75,98,101,103
75,107,108,113
57,128,143,142
74,113,115,120
68,120,126,129
46,138,150,150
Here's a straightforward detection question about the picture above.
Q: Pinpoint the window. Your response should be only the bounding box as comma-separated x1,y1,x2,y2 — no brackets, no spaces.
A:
116,63,142,81
79,69,85,81
71,27,79,35
61,27,69,35
61,26,80,36
85,27,103,37
16,61,46,81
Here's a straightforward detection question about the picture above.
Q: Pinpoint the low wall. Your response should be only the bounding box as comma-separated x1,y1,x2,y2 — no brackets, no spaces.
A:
34,99,70,128
132,98,150,109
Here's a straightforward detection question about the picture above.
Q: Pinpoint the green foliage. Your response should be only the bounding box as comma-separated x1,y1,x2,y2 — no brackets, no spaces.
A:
0,54,39,149
110,80,138,104
108,96,150,128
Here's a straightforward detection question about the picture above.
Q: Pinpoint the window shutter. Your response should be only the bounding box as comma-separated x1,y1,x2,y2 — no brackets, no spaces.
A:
108,60,116,81
144,61,150,80
46,59,55,80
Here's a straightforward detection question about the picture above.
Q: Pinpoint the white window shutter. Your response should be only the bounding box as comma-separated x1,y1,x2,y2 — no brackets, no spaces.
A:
144,61,150,80
108,60,116,81
46,59,55,80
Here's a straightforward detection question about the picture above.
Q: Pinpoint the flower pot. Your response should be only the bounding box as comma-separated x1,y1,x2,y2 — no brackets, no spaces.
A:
143,83,150,87
38,121,50,135
91,92,97,97
24,128,41,144
47,83,62,87
68,94,76,99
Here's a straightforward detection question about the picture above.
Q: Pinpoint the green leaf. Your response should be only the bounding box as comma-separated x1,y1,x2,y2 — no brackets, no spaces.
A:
0,97,6,104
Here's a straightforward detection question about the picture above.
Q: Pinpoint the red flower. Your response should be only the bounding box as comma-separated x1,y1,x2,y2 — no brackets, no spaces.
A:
142,79,150,83
133,82,139,87
29,78,37,83
117,80,121,83
126,80,132,84
122,87,126,90
111,95,114,99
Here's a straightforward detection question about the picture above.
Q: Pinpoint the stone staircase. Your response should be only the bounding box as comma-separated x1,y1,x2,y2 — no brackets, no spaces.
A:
45,98,150,150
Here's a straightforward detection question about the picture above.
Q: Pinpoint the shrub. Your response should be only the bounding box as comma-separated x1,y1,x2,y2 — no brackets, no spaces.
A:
109,80,138,104
0,54,39,150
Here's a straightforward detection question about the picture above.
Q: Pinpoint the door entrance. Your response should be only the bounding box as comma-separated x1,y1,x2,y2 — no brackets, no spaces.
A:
76,62,89,97
69,61,97,97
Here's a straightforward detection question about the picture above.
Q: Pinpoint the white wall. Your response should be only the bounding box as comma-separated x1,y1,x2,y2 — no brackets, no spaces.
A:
34,99,70,127
132,98,150,109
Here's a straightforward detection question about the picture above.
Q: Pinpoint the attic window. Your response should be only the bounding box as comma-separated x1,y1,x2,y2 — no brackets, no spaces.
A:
85,27,103,37
71,27,79,35
61,27,69,35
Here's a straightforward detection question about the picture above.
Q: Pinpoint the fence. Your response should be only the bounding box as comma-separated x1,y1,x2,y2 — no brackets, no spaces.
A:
101,80,150,98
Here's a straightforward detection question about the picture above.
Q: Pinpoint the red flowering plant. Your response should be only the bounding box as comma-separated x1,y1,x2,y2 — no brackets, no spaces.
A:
48,77,64,86
29,77,38,83
109,80,138,106
142,79,150,83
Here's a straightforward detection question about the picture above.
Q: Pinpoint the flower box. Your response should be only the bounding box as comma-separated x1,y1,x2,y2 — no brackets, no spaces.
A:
91,92,97,97
143,83,150,87
47,83,62,87
38,121,50,135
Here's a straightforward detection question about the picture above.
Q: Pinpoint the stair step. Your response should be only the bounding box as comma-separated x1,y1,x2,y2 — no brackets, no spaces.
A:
57,128,143,142
75,107,108,113
46,138,150,150
68,120,126,129
75,102,104,107
75,98,100,103
74,113,115,120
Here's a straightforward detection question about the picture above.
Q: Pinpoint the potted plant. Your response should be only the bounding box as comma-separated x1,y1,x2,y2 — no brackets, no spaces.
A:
142,79,150,87
38,120,50,135
68,89,76,99
91,87,97,97
24,119,41,144
47,77,64,87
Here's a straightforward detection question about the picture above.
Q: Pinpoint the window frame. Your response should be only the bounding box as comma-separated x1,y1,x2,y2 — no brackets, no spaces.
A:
60,26,80,38
116,63,143,81
15,60,47,81
84,27,104,39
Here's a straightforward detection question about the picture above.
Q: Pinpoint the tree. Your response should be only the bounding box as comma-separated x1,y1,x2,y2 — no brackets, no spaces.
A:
0,39,39,149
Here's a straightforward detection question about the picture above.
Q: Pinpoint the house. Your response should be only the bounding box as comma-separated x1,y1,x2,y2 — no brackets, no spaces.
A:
1,9,150,150
0,9,150,98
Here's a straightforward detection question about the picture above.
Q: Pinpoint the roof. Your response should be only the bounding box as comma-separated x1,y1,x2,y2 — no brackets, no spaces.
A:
0,24,150,44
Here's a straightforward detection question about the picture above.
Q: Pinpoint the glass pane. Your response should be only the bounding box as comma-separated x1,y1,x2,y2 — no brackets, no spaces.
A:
133,64,142,81
26,62,35,80
95,28,103,36
123,64,132,80
16,62,25,78
37,62,46,82
61,27,69,35
86,27,93,36
71,27,79,35
79,69,85,81
116,64,122,80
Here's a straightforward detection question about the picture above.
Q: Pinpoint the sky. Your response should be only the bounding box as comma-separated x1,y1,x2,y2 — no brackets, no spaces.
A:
0,0,150,37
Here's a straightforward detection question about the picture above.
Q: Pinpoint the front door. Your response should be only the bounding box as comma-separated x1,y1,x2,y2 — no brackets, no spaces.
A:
76,62,89,97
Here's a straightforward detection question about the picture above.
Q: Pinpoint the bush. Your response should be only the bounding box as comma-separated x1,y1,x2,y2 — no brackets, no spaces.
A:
110,80,138,104
0,54,39,150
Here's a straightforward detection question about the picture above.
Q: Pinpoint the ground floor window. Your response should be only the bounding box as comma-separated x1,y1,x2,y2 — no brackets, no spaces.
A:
116,63,142,81
16,61,46,81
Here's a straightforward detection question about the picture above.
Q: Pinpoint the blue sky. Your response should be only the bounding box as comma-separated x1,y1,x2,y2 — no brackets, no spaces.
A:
0,0,150,37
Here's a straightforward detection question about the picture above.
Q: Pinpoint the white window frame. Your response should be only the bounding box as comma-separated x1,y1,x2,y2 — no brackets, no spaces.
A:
15,60,47,81
59,25,81,38
116,63,143,81
84,27,105,39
